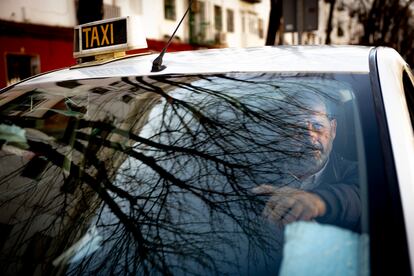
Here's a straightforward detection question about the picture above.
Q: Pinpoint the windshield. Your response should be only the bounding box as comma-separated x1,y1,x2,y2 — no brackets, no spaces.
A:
0,73,370,275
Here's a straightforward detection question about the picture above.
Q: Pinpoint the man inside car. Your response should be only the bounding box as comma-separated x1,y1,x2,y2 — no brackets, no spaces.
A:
253,93,360,231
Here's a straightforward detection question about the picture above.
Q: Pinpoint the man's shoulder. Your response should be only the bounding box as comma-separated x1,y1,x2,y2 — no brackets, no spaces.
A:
324,151,358,183
330,151,357,167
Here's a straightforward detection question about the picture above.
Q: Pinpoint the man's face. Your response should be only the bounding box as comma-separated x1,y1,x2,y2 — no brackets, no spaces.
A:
304,102,337,172
286,98,337,178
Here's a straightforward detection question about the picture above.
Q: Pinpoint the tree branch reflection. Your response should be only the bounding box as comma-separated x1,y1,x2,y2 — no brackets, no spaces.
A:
0,73,347,275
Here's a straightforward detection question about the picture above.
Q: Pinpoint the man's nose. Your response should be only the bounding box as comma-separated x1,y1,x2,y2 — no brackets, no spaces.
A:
306,122,319,144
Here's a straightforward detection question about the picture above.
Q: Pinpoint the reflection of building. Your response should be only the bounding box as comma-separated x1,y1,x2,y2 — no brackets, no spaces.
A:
0,80,161,275
0,0,270,88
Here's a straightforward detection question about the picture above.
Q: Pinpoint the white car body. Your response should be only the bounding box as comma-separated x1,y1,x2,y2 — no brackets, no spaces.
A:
1,45,413,275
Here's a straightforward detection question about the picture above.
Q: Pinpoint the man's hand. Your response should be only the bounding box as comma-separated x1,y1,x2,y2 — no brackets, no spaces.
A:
252,185,326,226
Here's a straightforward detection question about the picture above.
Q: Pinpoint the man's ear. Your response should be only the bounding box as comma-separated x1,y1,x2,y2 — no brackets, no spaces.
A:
330,119,337,139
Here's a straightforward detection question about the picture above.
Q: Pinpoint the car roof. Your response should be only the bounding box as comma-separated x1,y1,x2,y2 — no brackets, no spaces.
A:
15,46,372,87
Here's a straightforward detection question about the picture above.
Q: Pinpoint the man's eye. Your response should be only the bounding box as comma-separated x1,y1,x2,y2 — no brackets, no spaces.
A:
311,123,324,131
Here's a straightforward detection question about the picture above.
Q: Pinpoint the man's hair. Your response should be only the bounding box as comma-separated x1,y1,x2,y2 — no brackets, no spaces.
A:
291,90,338,120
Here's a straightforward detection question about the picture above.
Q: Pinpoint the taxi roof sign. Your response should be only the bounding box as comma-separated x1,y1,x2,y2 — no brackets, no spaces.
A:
73,16,148,60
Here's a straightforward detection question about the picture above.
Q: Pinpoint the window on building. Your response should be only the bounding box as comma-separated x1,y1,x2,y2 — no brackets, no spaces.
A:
198,1,206,26
258,18,264,38
103,4,121,19
190,1,207,43
248,13,258,35
227,9,234,33
214,5,223,31
191,0,206,21
5,53,40,86
241,11,246,33
337,21,344,37
164,0,176,21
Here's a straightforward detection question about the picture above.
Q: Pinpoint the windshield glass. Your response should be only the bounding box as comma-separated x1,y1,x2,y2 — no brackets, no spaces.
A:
0,73,371,275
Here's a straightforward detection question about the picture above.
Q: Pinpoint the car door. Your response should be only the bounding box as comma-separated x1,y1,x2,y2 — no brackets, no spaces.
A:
374,46,414,274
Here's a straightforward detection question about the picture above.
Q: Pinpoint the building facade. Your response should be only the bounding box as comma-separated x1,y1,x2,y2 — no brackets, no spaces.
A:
0,0,269,88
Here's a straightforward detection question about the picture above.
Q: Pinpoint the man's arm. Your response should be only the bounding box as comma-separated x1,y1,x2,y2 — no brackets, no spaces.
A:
313,155,360,230
252,185,327,226
252,155,360,230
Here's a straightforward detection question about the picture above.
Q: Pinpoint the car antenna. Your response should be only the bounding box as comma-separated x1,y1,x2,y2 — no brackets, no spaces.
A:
151,0,194,72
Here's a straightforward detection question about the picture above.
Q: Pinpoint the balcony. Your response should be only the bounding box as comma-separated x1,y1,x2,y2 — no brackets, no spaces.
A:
240,0,262,3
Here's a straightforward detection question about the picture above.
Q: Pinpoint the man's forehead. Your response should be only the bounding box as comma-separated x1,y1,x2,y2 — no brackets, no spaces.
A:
296,97,329,116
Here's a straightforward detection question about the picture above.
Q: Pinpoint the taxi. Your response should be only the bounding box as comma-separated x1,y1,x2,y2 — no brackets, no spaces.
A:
0,17,413,275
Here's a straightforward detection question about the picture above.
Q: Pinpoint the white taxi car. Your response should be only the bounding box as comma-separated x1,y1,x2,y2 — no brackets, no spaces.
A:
0,17,413,275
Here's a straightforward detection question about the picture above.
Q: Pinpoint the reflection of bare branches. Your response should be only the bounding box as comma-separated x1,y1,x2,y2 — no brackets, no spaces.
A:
0,73,352,275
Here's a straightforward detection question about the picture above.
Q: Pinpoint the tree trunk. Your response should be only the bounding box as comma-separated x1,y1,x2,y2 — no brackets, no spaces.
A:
266,0,283,46
325,0,336,44
360,0,381,44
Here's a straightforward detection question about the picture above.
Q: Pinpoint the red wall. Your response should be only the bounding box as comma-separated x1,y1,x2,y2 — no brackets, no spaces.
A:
0,20,199,89
0,20,195,88
0,36,76,88
147,39,196,52
0,35,196,89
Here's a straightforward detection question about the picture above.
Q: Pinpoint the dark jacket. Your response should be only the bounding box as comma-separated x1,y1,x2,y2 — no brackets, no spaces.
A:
313,151,361,231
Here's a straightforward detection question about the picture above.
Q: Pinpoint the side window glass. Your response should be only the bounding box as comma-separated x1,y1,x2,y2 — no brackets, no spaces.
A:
402,68,414,130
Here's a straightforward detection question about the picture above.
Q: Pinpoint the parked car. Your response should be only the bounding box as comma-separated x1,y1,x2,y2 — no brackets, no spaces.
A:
0,17,413,276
